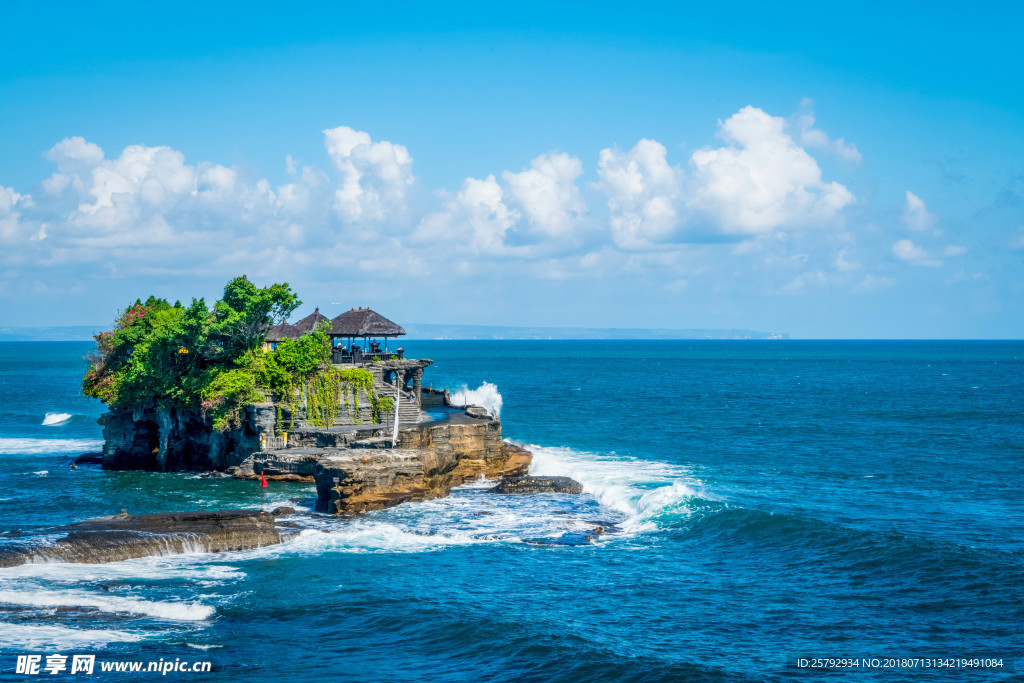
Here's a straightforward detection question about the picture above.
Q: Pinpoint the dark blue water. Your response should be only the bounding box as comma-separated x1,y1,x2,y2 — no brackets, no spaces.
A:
1,341,1022,681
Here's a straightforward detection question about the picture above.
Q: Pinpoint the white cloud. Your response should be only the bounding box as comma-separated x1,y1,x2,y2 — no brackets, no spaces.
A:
902,191,934,232
415,174,520,255
596,138,682,249
892,238,942,267
0,185,34,245
322,126,414,223
687,106,854,234
501,152,585,239
793,99,862,162
944,245,967,256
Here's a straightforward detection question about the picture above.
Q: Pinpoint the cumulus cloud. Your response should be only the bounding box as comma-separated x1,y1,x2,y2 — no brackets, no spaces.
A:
793,99,862,162
501,152,586,239
902,191,934,232
0,185,36,244
415,174,519,255
322,126,414,224
596,139,682,249
0,106,902,308
687,106,854,234
892,238,942,267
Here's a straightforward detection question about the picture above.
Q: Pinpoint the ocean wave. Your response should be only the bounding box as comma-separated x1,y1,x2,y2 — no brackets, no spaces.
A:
0,623,143,649
0,589,214,621
250,525,492,556
0,557,245,584
526,444,713,533
0,438,103,455
450,382,503,417
41,412,73,426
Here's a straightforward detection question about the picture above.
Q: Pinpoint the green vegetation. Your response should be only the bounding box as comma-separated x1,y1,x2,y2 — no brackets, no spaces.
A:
82,276,393,431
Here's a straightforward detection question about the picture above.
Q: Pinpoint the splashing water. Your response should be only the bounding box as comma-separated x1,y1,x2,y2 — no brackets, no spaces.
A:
527,444,713,533
42,412,72,426
450,382,503,417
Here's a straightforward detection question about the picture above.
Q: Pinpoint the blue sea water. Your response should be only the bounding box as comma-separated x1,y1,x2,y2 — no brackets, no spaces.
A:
0,340,1022,682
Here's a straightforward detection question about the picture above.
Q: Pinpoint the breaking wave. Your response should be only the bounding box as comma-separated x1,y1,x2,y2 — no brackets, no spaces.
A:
0,438,103,455
41,412,72,426
450,382,503,417
527,444,713,533
0,589,214,622
0,623,143,649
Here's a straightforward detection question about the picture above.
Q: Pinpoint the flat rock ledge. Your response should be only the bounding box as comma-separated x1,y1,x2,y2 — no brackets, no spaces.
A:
489,476,584,495
0,509,296,568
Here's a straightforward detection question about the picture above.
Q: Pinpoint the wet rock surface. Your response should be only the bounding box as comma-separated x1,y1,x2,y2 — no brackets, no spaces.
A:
0,510,296,568
489,475,584,495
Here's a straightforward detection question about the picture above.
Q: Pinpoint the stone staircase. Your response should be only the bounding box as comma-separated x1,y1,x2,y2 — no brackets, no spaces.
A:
372,376,422,426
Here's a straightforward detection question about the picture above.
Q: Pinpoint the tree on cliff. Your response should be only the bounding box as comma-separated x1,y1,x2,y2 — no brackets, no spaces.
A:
82,277,303,426
213,275,301,355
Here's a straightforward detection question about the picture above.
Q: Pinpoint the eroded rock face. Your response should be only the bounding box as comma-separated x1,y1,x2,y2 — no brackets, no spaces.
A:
0,510,295,568
99,404,276,471
397,415,530,486
489,476,584,495
314,448,460,514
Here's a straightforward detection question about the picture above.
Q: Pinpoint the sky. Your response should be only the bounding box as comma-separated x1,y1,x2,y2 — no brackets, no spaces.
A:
1,1,1022,338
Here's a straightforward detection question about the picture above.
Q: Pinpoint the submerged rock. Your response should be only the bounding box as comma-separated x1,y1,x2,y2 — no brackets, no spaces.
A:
0,510,296,568
489,475,584,495
73,452,104,465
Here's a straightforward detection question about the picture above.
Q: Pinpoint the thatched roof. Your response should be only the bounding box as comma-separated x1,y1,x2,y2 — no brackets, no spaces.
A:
266,322,300,343
330,308,406,338
291,307,330,334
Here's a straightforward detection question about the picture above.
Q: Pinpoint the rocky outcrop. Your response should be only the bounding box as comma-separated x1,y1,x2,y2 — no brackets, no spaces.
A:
97,397,534,515
397,414,530,486
489,476,584,494
314,448,460,513
0,510,297,568
99,403,276,471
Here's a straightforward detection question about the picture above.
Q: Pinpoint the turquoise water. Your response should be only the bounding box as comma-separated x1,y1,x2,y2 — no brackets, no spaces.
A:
0,341,1022,681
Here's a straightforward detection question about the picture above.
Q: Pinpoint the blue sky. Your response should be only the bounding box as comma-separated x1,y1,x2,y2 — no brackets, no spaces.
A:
1,1,1022,337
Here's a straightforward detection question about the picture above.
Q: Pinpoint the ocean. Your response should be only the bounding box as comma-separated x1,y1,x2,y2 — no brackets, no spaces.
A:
0,340,1021,682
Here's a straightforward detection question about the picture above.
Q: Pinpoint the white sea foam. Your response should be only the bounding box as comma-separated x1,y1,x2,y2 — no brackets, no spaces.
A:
0,438,103,455
450,382,503,417
0,589,214,621
253,525,490,556
31,470,48,476
0,623,143,649
0,557,245,584
42,412,73,426
527,444,709,532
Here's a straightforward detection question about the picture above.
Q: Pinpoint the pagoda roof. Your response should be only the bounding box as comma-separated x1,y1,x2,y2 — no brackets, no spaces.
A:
291,307,330,334
330,308,406,337
266,322,301,342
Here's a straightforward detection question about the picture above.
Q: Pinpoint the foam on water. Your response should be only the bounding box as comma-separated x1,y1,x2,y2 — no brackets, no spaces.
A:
450,382,503,417
527,444,711,532
0,589,214,621
0,557,245,584
0,438,104,455
42,412,72,426
0,623,143,649
270,525,491,555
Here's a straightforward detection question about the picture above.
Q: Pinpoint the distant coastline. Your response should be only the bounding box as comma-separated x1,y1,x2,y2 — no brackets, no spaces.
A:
0,324,788,342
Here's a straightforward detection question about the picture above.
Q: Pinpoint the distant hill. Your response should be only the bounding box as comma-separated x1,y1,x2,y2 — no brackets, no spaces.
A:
0,324,788,342
403,324,787,340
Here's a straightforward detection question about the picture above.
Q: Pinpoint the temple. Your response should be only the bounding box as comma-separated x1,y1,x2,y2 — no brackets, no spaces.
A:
264,306,428,417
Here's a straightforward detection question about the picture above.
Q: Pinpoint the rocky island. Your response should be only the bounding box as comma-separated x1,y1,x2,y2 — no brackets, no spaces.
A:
81,276,545,523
